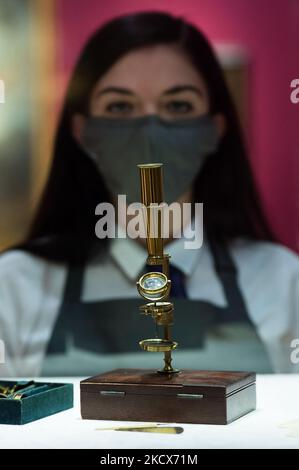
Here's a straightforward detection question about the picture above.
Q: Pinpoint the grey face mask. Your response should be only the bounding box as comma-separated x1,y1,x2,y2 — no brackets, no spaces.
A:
81,114,219,204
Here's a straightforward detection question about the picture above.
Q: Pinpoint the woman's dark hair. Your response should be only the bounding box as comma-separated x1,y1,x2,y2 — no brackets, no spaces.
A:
18,11,274,264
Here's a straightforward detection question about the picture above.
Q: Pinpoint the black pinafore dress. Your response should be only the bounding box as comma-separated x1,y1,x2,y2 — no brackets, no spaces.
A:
41,240,272,375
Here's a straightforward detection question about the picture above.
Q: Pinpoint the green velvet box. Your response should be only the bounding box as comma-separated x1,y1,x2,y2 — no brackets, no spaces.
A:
0,381,73,425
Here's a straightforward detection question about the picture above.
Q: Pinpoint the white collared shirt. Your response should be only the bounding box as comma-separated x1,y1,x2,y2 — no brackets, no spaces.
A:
0,228,299,376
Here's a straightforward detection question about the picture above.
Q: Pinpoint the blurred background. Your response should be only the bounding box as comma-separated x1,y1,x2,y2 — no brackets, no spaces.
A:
0,0,298,252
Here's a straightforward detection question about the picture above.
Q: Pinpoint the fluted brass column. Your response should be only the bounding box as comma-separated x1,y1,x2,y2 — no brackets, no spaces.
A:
138,163,178,374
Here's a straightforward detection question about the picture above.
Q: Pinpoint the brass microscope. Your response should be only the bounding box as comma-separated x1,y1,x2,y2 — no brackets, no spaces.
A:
136,163,179,374
80,162,256,425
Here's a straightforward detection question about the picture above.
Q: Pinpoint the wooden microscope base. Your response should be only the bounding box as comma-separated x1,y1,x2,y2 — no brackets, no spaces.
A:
80,369,256,425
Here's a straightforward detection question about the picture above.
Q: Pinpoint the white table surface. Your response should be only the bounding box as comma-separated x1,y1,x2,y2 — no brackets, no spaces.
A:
0,375,299,449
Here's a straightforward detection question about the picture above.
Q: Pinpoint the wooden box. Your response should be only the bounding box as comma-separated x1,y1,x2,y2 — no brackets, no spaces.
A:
80,369,256,425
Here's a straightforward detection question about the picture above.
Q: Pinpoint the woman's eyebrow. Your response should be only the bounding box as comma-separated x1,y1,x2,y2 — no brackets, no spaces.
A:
95,86,134,97
162,85,203,96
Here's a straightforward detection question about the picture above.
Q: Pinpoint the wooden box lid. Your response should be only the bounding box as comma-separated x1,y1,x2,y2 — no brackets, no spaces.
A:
80,369,255,398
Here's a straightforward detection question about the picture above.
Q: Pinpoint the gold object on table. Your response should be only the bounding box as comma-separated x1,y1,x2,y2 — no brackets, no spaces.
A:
0,381,38,399
137,163,179,374
96,424,184,434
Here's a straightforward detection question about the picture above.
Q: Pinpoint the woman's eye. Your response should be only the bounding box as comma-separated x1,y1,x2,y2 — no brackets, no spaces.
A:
105,101,134,114
165,100,194,114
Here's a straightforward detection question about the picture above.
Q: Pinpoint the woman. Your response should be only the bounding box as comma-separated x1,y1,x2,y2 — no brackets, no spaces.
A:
0,11,298,377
